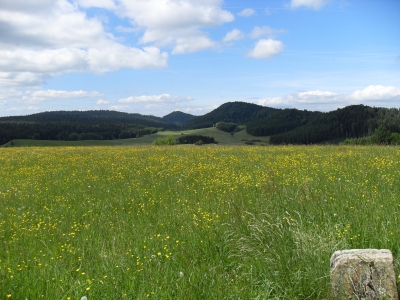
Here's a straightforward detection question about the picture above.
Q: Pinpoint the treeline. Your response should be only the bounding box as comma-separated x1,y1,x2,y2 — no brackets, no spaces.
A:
247,105,400,144
0,121,159,144
0,110,175,128
176,135,217,144
343,125,400,145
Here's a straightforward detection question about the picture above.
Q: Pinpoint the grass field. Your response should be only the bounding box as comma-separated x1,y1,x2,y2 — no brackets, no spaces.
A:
0,127,269,147
1,145,399,299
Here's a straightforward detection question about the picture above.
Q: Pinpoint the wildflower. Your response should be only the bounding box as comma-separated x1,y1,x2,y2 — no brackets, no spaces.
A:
179,271,184,277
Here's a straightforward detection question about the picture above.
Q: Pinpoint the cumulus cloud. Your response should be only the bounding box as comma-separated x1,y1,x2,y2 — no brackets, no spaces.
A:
238,8,255,17
250,26,287,39
350,85,400,101
115,0,234,54
223,29,244,42
290,0,332,10
0,72,49,87
248,39,284,59
118,94,193,104
96,100,110,105
0,0,168,87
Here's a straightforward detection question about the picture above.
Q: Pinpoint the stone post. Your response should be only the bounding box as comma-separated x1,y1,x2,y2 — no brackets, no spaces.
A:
330,249,399,299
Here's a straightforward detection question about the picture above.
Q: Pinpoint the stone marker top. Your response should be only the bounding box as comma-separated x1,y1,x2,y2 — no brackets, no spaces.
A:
330,249,399,300
330,249,394,270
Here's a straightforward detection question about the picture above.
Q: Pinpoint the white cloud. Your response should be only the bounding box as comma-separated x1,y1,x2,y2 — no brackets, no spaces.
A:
259,90,340,107
172,35,214,54
290,0,332,10
0,0,168,87
115,0,234,54
297,90,338,102
6,106,39,112
118,94,193,104
238,8,255,17
115,25,137,33
258,86,400,111
87,45,168,72
0,48,87,73
76,0,116,9
350,85,400,101
5,89,103,104
250,26,287,39
248,39,284,59
223,29,244,42
109,105,129,111
96,100,110,105
0,72,49,87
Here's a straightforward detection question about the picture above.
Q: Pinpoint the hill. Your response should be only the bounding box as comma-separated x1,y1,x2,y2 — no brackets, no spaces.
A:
0,110,178,145
185,102,278,129
0,110,174,126
162,111,196,127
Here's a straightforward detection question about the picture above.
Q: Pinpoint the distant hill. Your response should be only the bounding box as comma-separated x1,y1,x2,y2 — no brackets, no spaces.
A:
162,111,196,126
0,110,174,127
0,110,179,145
185,101,278,129
1,103,399,146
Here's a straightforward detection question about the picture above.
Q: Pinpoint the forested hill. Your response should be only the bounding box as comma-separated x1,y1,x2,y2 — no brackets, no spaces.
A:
0,110,180,145
162,111,196,126
185,102,278,129
247,105,400,144
0,110,174,126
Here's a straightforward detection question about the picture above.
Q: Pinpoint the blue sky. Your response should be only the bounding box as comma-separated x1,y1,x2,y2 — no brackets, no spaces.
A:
0,0,399,117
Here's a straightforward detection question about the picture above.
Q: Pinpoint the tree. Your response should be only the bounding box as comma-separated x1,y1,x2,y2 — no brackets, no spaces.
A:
372,125,392,144
32,133,41,140
152,136,175,145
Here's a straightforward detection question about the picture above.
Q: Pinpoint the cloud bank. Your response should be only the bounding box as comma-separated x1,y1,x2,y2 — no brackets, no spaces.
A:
258,85,400,111
118,94,193,104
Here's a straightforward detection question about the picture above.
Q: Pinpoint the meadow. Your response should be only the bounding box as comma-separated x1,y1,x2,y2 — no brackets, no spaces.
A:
0,145,399,299
1,127,270,147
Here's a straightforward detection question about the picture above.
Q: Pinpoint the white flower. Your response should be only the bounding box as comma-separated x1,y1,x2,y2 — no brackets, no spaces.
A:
179,271,184,277
81,297,88,300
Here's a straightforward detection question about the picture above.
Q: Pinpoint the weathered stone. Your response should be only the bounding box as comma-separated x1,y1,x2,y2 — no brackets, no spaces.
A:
330,249,399,300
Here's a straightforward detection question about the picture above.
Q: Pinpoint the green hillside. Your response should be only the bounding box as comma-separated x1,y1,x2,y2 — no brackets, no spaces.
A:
2,127,269,147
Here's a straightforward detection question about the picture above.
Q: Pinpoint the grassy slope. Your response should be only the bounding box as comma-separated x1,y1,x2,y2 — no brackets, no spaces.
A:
1,127,270,147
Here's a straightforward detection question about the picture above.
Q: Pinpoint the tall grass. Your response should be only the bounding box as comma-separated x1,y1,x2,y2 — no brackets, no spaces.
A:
0,145,399,299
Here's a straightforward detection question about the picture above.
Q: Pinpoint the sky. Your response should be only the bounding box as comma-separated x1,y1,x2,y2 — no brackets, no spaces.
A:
0,0,399,117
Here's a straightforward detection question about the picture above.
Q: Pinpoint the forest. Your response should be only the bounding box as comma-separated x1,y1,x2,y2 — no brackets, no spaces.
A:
1,103,400,145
